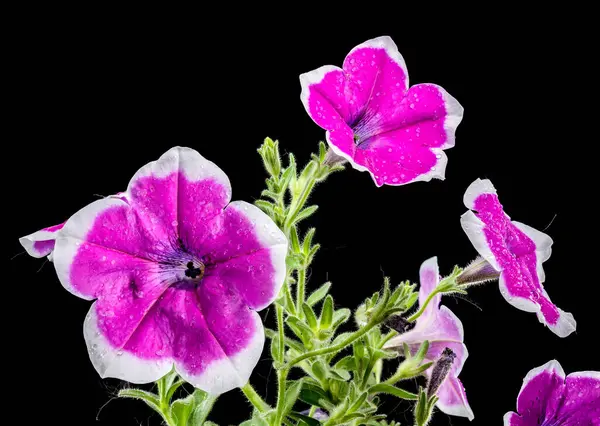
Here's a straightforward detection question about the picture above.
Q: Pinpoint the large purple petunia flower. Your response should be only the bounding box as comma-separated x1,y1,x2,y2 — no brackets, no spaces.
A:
504,360,599,425
300,36,463,187
461,178,576,337
384,257,474,420
19,147,288,395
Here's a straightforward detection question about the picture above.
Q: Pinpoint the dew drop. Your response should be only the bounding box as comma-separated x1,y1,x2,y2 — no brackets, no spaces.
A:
116,351,123,356
156,349,164,356
436,154,442,159
388,148,392,152
172,220,178,227
111,259,116,265
409,103,415,109
101,256,106,262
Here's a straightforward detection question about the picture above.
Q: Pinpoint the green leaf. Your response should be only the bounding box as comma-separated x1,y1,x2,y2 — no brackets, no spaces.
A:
165,379,186,405
255,199,275,215
330,368,351,381
318,141,328,162
369,383,418,400
290,226,301,253
118,388,161,414
288,411,322,426
280,165,295,190
415,340,430,363
311,359,329,384
334,356,356,371
170,393,194,425
331,308,351,329
270,335,280,363
307,244,320,263
286,316,314,345
319,295,334,329
294,205,318,224
340,412,366,422
306,282,331,306
302,228,316,255
299,382,333,409
302,303,319,331
260,189,280,201
283,380,303,416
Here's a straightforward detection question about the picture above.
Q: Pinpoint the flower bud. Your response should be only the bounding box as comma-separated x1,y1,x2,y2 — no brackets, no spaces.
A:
456,256,500,287
427,348,456,397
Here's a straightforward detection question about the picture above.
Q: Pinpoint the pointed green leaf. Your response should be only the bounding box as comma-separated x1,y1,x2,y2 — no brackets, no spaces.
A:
306,282,331,306
331,308,351,329
334,356,356,371
311,359,329,384
319,295,334,329
299,382,333,409
302,228,316,254
290,226,301,253
283,380,303,416
302,303,319,331
295,205,318,224
318,141,327,162
255,199,275,215
369,384,418,400
288,411,321,426
415,340,430,363
330,368,351,381
170,393,194,424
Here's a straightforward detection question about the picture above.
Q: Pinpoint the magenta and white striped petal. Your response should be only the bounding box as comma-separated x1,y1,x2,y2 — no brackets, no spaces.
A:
300,36,463,187
461,178,576,337
41,147,287,394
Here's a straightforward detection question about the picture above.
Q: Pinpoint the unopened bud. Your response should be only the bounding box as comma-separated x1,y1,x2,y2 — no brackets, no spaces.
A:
427,347,456,397
384,315,416,334
456,257,500,287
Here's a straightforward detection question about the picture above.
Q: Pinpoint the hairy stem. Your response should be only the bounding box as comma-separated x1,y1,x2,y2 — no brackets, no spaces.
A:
296,267,307,314
407,289,440,323
241,383,270,413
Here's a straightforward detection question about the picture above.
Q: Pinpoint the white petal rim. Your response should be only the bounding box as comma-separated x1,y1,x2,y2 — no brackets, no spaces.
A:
347,36,409,90
84,304,173,383
227,201,288,311
463,178,497,210
460,210,501,270
177,310,265,395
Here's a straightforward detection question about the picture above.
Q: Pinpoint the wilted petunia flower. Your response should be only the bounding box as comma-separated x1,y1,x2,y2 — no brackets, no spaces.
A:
461,178,576,337
20,147,288,395
504,360,599,425
384,257,474,420
300,36,463,187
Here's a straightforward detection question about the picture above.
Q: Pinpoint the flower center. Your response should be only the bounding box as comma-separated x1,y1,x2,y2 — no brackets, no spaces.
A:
184,260,205,281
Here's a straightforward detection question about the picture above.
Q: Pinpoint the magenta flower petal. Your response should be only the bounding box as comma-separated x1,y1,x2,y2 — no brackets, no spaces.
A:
37,147,287,394
461,179,576,337
384,257,474,420
19,222,65,258
300,36,463,187
503,360,600,425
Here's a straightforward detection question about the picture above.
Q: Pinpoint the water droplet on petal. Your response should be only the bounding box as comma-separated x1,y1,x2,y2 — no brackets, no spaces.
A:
116,351,123,356
436,154,442,159
409,103,415,109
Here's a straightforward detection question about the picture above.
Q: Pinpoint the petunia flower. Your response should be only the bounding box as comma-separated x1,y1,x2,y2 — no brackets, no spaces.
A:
19,222,65,259
20,147,288,395
461,178,576,337
300,36,464,187
504,360,600,425
384,257,474,420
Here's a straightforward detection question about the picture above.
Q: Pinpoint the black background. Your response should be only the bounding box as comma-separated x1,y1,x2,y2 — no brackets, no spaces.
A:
6,9,599,426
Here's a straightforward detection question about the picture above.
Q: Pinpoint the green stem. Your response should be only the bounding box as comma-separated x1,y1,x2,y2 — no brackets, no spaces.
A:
275,368,290,424
276,304,285,362
296,267,307,314
288,317,378,368
407,289,440,322
284,176,317,235
241,382,270,413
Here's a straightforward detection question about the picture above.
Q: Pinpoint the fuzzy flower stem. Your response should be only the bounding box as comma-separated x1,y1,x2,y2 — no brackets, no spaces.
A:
241,382,270,413
407,289,440,323
296,267,307,314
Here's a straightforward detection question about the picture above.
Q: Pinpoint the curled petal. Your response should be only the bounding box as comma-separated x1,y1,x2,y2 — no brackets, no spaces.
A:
436,375,474,421
19,222,64,258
